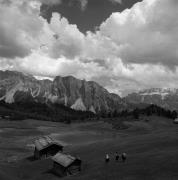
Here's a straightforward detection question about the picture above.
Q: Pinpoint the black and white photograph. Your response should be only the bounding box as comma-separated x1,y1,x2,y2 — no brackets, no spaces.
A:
0,0,178,179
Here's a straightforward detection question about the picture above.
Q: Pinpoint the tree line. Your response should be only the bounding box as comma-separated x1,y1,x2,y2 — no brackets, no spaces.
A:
99,104,177,120
0,101,177,123
0,100,95,123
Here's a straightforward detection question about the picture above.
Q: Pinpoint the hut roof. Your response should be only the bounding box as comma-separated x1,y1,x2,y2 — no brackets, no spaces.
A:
35,136,63,151
52,152,76,167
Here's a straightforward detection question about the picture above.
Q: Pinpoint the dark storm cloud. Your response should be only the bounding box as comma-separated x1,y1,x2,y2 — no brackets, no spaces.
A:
37,0,62,5
40,0,142,33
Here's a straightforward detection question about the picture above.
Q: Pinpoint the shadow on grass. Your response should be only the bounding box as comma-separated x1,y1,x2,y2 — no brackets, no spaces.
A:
26,155,36,162
43,169,64,178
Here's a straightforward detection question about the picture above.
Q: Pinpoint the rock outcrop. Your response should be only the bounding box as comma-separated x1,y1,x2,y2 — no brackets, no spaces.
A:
0,70,125,113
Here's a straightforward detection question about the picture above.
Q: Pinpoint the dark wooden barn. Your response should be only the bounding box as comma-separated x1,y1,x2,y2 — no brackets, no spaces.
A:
52,152,82,177
34,136,63,160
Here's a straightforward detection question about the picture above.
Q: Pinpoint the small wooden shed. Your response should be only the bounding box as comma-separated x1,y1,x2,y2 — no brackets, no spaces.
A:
52,152,82,177
34,136,63,160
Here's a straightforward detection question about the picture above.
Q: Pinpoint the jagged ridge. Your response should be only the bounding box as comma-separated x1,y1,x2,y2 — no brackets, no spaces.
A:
0,70,125,113
125,88,178,110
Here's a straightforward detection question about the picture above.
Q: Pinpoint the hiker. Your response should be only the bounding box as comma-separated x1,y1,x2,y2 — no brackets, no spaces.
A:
105,154,110,163
115,152,119,161
122,152,127,162
79,163,81,171
77,156,82,171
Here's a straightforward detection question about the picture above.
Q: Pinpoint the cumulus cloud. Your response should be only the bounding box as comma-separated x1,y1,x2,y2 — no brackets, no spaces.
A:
0,0,178,96
100,0,178,67
0,0,46,58
47,13,85,59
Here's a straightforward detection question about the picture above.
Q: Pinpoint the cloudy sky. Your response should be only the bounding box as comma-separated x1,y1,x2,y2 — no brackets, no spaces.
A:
0,0,178,96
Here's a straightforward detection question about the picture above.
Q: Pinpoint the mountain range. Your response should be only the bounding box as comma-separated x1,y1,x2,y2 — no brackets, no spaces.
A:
125,88,178,110
0,70,125,113
0,70,178,113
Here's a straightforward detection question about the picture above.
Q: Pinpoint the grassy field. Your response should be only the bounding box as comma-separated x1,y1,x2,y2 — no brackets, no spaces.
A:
0,116,178,180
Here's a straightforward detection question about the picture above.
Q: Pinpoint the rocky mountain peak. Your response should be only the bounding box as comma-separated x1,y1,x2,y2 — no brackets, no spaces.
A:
125,88,178,110
0,70,124,113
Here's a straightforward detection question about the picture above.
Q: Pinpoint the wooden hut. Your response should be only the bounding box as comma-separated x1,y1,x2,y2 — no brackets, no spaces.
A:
52,152,82,177
34,136,63,160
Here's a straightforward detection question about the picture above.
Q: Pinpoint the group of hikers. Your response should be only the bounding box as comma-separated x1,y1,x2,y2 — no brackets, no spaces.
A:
105,152,127,163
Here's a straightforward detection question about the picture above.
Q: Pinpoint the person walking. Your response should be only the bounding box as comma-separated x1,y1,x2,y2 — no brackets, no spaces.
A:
105,153,110,163
77,156,82,171
122,152,127,162
115,152,119,161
